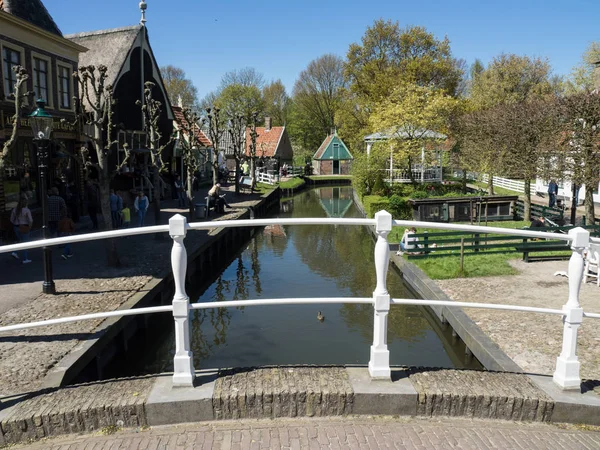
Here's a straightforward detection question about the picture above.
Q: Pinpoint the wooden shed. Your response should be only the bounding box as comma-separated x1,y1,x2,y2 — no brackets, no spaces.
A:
312,131,353,175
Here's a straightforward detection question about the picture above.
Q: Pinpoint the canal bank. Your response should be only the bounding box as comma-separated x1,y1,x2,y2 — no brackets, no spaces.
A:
45,188,282,387
351,189,521,373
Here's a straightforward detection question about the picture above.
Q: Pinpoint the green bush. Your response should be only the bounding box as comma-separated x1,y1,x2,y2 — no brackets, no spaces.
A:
363,195,390,218
388,194,413,220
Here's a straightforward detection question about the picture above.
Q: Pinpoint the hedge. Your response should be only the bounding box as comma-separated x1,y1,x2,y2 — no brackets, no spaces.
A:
363,195,390,218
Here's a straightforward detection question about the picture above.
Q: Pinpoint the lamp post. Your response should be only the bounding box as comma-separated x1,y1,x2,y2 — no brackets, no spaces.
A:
29,99,55,294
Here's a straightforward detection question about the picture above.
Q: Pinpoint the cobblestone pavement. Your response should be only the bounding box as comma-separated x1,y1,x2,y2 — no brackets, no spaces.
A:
0,186,265,397
436,259,600,381
13,416,600,449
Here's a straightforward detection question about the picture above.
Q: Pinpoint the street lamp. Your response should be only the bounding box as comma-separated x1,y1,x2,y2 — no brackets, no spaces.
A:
29,99,55,294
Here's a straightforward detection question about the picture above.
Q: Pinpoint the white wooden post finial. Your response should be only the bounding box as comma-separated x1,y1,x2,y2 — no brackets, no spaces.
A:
169,214,195,387
369,210,392,379
553,227,589,390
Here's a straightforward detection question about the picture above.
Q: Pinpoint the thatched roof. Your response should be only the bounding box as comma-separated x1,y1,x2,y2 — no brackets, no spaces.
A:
0,0,62,36
66,26,142,86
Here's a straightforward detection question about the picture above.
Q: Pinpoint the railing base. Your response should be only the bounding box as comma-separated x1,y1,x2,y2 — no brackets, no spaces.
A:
368,346,391,380
553,358,581,391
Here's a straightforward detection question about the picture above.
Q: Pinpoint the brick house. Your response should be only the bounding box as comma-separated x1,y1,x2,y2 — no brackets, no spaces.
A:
0,0,87,217
245,117,293,170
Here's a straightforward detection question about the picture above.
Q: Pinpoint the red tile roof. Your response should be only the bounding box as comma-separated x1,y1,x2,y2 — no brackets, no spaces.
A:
245,126,284,158
172,106,211,147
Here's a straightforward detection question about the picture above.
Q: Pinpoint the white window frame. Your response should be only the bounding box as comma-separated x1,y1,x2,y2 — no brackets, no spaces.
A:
56,61,74,111
1,41,23,98
30,51,53,109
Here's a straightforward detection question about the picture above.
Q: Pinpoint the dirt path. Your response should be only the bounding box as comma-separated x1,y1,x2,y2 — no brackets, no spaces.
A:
436,259,600,380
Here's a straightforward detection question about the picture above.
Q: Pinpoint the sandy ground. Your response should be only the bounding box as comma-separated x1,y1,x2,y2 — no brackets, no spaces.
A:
436,258,600,380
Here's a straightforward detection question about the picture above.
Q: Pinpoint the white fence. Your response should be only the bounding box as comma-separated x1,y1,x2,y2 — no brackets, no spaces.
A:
255,170,278,185
0,214,597,390
480,175,536,194
384,168,443,184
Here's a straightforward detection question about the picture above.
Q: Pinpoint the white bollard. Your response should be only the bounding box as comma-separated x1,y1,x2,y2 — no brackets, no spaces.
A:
170,214,196,387
553,227,589,390
368,210,392,379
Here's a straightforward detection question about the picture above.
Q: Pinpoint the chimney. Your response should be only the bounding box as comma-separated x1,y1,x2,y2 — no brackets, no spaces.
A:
594,61,600,92
177,95,183,108
265,117,271,131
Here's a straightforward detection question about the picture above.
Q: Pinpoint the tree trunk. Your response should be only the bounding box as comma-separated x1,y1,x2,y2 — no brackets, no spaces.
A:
98,179,120,267
571,183,577,226
487,173,494,195
187,165,195,222
407,156,415,185
250,158,256,190
235,159,240,194
152,169,163,240
585,188,595,225
461,169,467,194
523,178,531,221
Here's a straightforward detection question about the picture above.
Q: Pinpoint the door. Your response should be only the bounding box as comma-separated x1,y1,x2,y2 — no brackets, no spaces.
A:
333,160,340,175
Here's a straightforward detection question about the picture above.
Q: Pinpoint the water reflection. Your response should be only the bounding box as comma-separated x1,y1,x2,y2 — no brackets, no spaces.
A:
144,186,481,372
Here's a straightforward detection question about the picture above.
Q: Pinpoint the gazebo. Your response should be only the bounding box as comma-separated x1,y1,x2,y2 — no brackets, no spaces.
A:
364,128,446,184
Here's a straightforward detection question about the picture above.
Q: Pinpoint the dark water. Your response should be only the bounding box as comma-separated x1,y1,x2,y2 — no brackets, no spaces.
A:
138,187,481,373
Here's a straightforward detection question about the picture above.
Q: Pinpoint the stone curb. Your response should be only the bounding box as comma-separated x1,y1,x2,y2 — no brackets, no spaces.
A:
6,365,600,446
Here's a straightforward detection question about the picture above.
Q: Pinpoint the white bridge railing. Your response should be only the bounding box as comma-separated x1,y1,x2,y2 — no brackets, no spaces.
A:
0,212,596,390
255,170,278,185
384,167,443,184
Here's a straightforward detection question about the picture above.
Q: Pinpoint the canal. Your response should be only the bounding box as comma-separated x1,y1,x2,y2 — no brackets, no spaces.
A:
106,186,481,378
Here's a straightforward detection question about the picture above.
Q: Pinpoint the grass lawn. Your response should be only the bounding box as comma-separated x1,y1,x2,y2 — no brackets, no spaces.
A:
411,252,519,279
389,219,569,279
278,178,305,189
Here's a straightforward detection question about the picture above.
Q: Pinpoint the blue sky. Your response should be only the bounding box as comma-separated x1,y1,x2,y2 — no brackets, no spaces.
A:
45,0,599,99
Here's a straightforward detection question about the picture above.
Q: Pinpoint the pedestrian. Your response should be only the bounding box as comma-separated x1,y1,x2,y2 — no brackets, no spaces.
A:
121,203,131,228
548,180,558,208
208,182,230,213
174,175,186,208
241,160,250,176
134,191,149,227
109,189,123,229
10,196,33,264
48,187,67,237
85,180,100,230
59,213,75,260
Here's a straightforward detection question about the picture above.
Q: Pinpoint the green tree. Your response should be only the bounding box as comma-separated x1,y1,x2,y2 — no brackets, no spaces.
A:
369,83,458,182
345,20,462,104
351,144,388,197
288,54,346,156
556,91,600,223
262,80,290,126
160,65,199,109
216,83,264,122
469,54,554,108
565,42,600,94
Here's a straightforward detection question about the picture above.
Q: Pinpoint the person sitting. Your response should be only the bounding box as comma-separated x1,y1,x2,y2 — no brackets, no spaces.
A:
397,227,419,255
530,216,546,228
208,183,230,213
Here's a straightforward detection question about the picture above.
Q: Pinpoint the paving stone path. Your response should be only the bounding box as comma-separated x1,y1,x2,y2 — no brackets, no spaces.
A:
436,259,600,380
12,416,600,449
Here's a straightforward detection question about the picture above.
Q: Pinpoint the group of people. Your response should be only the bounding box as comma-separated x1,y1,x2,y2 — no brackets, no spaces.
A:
111,189,150,228
10,187,76,264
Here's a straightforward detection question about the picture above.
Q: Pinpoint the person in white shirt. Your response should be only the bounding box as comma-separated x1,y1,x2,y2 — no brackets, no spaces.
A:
399,227,419,254
10,197,33,263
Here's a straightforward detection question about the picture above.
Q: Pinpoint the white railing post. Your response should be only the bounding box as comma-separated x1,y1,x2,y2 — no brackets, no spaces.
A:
170,214,195,387
369,210,392,379
553,227,590,390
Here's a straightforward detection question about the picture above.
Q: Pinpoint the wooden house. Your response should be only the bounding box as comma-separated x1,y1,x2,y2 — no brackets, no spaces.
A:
312,131,353,175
